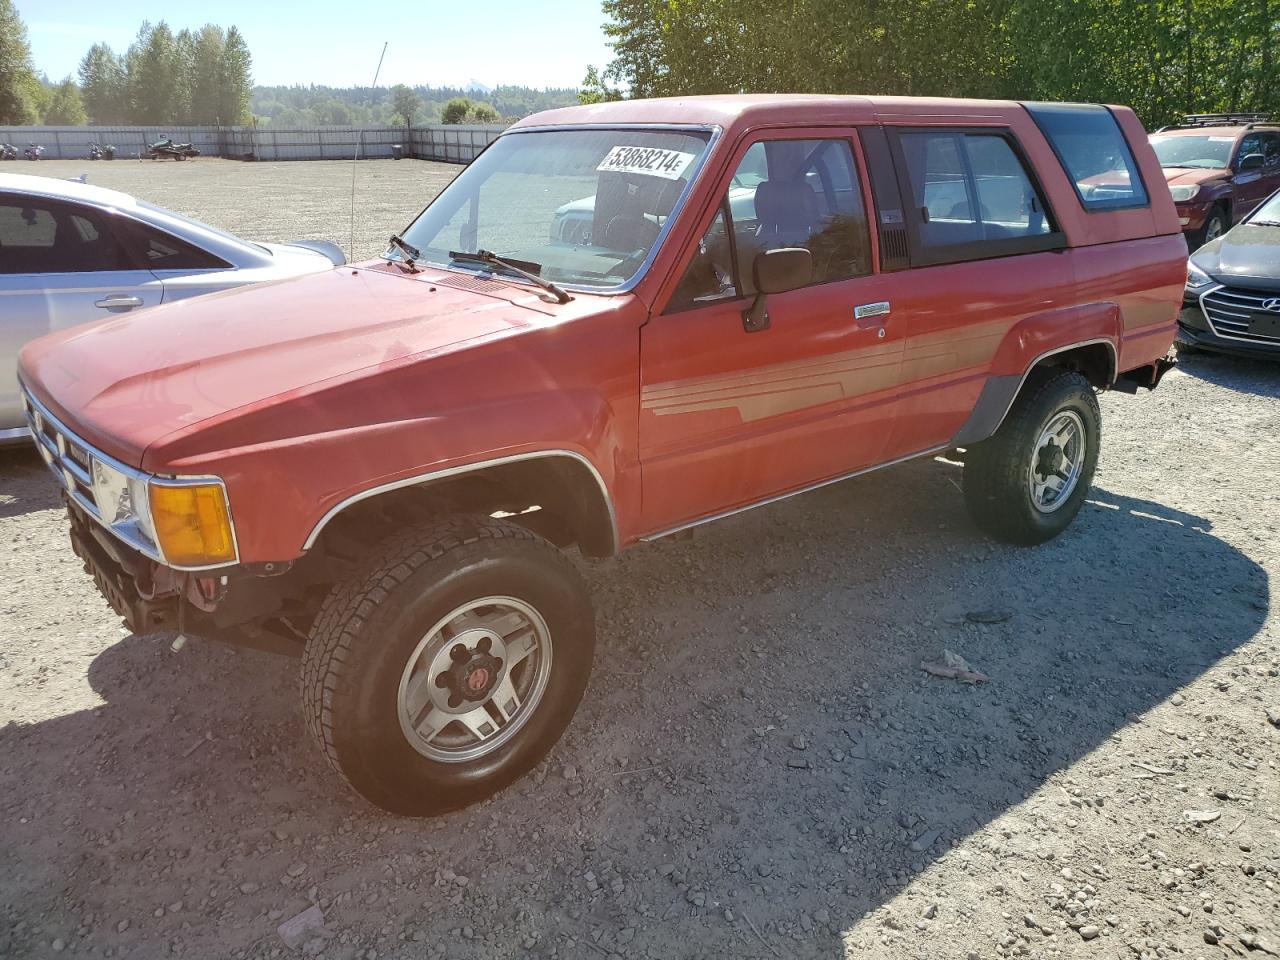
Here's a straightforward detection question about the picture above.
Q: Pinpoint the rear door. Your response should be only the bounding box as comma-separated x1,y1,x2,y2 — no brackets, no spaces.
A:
638,129,906,536
0,194,162,432
881,125,1073,455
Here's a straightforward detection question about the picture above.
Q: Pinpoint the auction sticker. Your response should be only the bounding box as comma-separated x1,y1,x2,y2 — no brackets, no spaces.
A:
597,145,696,180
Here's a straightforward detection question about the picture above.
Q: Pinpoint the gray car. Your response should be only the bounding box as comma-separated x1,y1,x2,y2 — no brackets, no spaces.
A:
0,173,345,441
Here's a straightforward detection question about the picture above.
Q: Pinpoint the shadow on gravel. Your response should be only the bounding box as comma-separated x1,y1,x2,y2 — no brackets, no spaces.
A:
1174,347,1280,396
0,444,59,519
0,459,1269,959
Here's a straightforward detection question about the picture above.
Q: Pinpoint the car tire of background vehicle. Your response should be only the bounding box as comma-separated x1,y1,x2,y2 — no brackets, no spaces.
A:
1190,205,1227,250
301,514,595,816
962,368,1100,546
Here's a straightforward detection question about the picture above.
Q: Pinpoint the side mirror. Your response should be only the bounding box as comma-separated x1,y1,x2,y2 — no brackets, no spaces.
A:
1239,152,1265,171
742,248,813,333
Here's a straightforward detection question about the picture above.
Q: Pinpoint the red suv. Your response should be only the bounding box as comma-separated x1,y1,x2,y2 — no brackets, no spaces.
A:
19,96,1184,815
1148,113,1280,248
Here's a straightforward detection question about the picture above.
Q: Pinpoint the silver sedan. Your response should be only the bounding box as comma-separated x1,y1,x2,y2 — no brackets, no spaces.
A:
0,172,345,441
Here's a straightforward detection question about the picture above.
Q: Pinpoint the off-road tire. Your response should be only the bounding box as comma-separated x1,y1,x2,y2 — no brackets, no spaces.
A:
301,514,595,816
962,368,1100,546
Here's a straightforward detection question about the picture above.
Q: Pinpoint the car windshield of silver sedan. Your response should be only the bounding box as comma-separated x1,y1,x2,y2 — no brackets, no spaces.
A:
395,128,712,289
1248,190,1280,225
1149,135,1235,169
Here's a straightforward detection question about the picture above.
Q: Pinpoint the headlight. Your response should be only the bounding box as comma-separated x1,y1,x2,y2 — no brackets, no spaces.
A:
1186,262,1213,290
91,458,156,546
149,482,236,567
1169,184,1201,202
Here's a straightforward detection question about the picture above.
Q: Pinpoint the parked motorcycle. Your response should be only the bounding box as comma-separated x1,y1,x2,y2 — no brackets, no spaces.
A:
147,136,200,160
23,143,45,161
88,142,104,160
0,144,17,161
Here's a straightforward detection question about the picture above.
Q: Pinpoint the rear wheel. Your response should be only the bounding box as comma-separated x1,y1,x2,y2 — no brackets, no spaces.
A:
301,514,595,816
962,368,1100,545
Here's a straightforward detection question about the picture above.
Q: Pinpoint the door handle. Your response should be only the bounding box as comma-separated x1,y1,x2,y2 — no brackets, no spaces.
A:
854,301,890,332
95,295,144,310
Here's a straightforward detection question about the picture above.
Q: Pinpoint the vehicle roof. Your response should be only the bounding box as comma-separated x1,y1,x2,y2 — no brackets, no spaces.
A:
1151,125,1279,138
0,171,139,209
511,94,1037,131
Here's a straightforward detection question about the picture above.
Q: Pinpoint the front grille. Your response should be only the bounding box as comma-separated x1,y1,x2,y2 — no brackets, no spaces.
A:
21,388,100,517
1202,286,1280,344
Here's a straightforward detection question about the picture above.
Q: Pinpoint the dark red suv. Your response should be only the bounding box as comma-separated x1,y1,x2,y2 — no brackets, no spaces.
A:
1148,113,1280,248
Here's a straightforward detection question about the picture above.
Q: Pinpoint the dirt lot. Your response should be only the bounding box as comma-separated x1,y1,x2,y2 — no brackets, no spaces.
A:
1,159,1278,960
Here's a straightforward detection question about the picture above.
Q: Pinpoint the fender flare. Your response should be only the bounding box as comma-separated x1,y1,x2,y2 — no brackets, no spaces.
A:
950,337,1117,447
300,449,619,555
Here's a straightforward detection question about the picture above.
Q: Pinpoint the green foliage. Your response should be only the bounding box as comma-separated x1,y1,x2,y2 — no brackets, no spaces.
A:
78,43,128,123
595,0,1280,127
442,96,473,124
251,85,571,127
391,84,424,126
466,101,501,123
579,65,622,104
218,26,252,124
44,78,88,125
0,0,38,124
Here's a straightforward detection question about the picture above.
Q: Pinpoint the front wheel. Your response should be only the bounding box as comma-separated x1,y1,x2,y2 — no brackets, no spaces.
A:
301,514,595,816
1190,206,1227,250
962,368,1100,545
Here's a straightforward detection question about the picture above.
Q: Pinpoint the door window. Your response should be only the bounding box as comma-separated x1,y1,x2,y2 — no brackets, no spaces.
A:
898,130,1060,265
0,198,132,274
1238,134,1265,168
667,137,871,311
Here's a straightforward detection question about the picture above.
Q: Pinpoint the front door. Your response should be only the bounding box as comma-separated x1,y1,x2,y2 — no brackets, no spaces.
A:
0,194,162,432
638,131,906,536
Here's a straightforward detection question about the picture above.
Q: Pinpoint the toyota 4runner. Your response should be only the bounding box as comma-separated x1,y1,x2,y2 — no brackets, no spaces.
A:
18,96,1184,815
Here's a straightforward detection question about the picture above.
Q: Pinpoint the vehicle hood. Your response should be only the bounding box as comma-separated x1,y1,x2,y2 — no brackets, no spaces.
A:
1192,222,1280,287
1161,167,1226,187
19,264,561,467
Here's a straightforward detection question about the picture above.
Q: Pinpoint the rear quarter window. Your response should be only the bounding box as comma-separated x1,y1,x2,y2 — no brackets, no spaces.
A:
1024,103,1149,211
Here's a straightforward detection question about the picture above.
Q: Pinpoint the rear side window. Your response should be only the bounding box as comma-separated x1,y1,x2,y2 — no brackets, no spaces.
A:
894,129,1060,266
1024,102,1149,211
129,223,229,269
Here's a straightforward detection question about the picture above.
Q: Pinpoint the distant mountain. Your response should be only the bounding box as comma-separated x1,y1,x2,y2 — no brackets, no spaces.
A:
464,79,493,94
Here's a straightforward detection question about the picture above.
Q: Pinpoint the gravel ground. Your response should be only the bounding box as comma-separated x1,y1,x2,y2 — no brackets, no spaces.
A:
1,159,1278,960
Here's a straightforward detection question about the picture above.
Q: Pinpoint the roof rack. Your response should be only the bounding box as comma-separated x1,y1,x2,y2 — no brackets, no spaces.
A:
1156,112,1274,132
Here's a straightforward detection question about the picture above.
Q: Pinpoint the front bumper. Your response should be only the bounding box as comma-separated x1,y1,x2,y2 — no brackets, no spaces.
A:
1174,200,1213,232
1178,301,1280,360
66,497,181,634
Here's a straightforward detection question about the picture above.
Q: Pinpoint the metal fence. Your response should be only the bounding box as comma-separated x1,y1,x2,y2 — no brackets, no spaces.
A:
0,124,506,163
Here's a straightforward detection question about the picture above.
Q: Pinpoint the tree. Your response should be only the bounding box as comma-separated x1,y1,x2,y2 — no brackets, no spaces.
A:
126,21,183,123
217,26,252,124
0,0,38,124
579,65,621,104
441,96,472,124
189,25,225,124
44,78,88,125
78,43,127,123
391,84,423,126
467,101,501,123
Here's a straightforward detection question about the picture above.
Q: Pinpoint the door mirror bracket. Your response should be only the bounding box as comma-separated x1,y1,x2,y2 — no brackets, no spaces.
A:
741,248,813,333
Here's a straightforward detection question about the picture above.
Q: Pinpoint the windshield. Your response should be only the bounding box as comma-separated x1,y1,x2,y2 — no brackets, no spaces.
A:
397,127,712,289
1248,190,1280,224
1149,134,1235,169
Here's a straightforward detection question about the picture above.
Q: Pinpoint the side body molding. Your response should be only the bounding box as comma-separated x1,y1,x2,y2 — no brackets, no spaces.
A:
300,449,619,554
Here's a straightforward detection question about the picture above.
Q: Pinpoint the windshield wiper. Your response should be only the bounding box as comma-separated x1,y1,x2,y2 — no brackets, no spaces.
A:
387,234,422,272
448,249,572,304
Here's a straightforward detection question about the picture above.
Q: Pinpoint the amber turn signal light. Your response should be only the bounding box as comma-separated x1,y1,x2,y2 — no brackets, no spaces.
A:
149,483,236,567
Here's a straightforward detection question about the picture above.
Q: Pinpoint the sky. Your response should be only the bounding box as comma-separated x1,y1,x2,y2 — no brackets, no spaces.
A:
17,0,613,89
